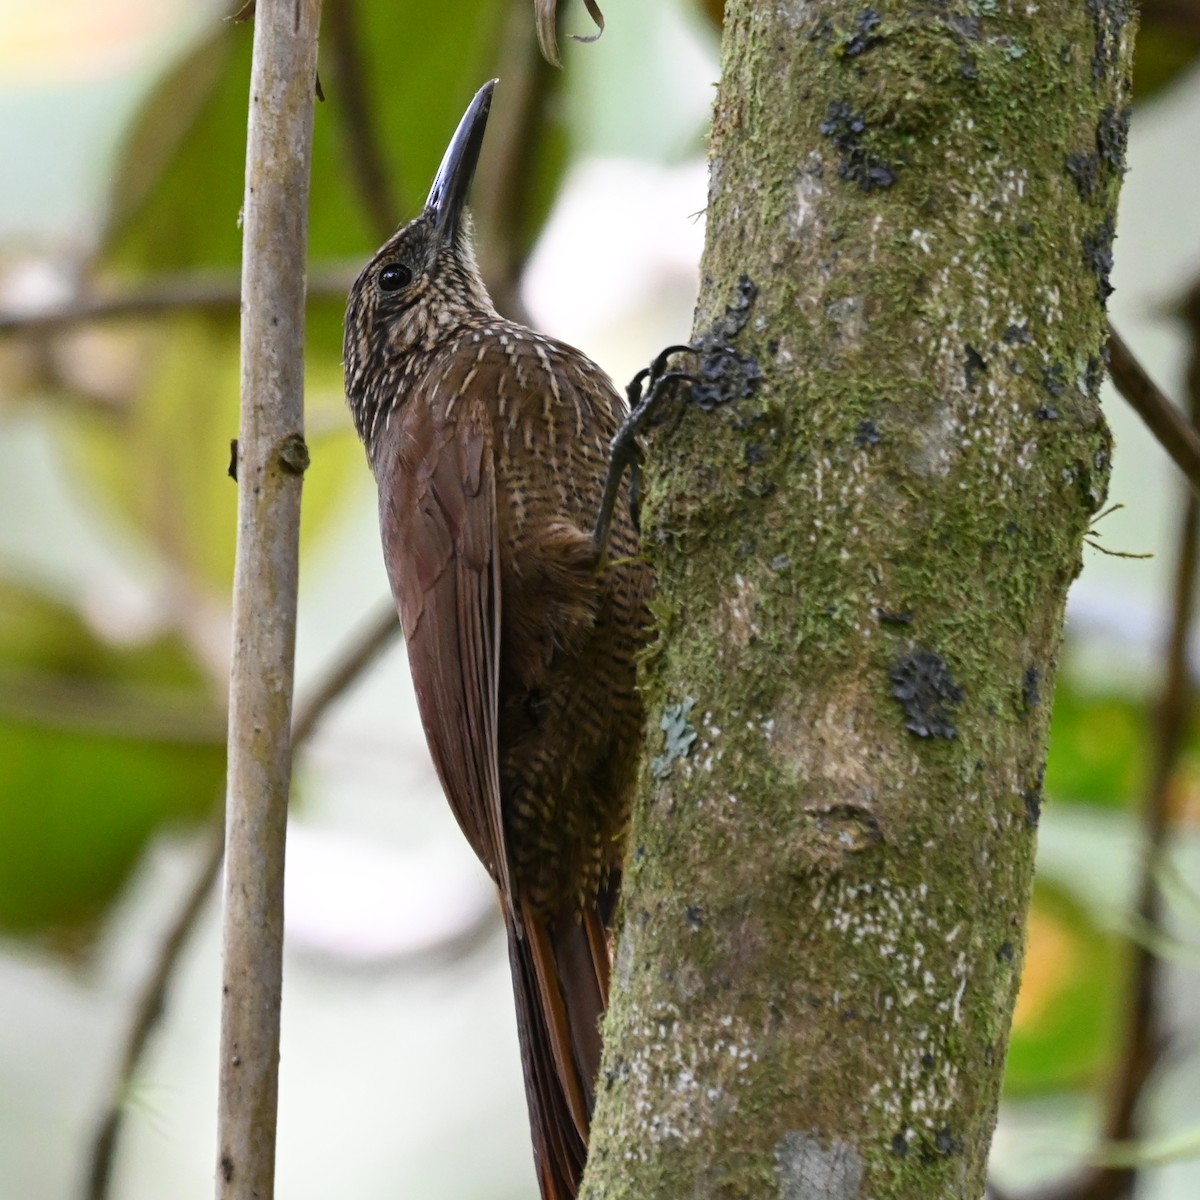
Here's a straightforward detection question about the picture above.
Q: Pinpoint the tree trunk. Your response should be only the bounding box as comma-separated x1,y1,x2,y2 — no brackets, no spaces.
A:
583,0,1135,1196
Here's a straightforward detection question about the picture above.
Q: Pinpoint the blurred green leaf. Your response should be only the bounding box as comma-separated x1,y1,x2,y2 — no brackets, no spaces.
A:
0,581,224,940
1044,681,1148,809
1004,880,1121,1095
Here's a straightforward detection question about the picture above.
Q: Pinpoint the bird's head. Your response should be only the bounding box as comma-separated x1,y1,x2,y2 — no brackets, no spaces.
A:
344,80,498,450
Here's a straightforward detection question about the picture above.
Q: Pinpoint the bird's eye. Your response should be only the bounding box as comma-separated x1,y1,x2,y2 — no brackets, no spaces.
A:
378,263,413,292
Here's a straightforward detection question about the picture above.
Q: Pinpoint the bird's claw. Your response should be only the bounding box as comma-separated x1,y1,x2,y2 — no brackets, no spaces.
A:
593,345,696,564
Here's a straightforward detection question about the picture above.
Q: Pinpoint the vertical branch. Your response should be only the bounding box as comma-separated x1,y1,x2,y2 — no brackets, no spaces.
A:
1097,291,1200,1190
217,2,321,1198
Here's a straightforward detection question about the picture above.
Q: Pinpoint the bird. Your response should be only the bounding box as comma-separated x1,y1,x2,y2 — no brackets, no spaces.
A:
343,80,651,1199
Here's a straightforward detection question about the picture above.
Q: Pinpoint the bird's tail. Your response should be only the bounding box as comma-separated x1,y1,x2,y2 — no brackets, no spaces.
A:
505,894,611,1200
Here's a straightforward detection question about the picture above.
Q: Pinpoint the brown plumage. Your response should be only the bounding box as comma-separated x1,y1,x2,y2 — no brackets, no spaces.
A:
343,81,650,1198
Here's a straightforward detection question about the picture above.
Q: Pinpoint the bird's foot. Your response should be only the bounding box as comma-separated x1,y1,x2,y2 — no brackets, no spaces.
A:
592,344,695,564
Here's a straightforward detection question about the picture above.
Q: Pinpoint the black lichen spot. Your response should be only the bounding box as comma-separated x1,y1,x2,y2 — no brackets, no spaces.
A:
935,1126,962,1156
1003,322,1031,345
692,277,763,409
693,351,762,410
997,940,1015,963
1041,362,1067,398
891,1131,910,1157
1023,766,1045,827
854,419,882,447
819,100,897,191
844,7,883,56
890,650,963,740
685,904,705,930
958,48,979,81
964,343,988,392
875,608,914,626
1084,214,1116,300
716,275,757,339
1066,151,1100,199
745,442,766,466
1023,666,1042,711
921,1051,936,1069
1069,105,1130,202
221,1156,234,1183
1087,0,1132,85
1085,354,1105,398
1036,404,1059,421
1097,105,1131,174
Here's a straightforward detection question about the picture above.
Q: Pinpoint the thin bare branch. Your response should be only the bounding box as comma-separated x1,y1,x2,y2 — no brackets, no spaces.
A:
85,825,223,1200
1107,322,1200,498
217,0,322,1195
82,603,400,1200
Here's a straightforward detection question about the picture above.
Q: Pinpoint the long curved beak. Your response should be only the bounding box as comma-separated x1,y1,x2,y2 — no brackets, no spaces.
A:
426,80,497,245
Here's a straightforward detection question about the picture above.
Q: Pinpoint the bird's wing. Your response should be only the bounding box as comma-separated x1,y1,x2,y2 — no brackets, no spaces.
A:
374,386,510,903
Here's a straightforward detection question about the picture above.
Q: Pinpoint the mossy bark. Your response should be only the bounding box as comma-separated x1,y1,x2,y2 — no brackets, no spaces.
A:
582,0,1135,1197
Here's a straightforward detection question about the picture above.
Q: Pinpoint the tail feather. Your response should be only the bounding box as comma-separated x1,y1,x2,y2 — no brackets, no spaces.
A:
506,897,611,1199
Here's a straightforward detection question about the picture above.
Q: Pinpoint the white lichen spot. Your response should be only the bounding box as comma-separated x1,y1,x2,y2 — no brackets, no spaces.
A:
819,876,975,1137
793,159,827,235
617,1006,761,1158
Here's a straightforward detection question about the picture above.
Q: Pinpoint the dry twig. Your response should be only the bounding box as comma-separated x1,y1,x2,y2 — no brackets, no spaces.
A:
1107,322,1200,498
216,3,322,1197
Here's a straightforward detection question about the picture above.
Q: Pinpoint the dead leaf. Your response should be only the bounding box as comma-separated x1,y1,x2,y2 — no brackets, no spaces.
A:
534,0,605,68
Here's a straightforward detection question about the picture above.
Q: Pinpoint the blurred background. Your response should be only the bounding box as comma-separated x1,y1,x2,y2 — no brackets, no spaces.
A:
1,1,1199,1197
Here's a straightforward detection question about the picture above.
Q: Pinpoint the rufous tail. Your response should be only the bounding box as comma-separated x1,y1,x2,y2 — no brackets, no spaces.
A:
504,894,611,1199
